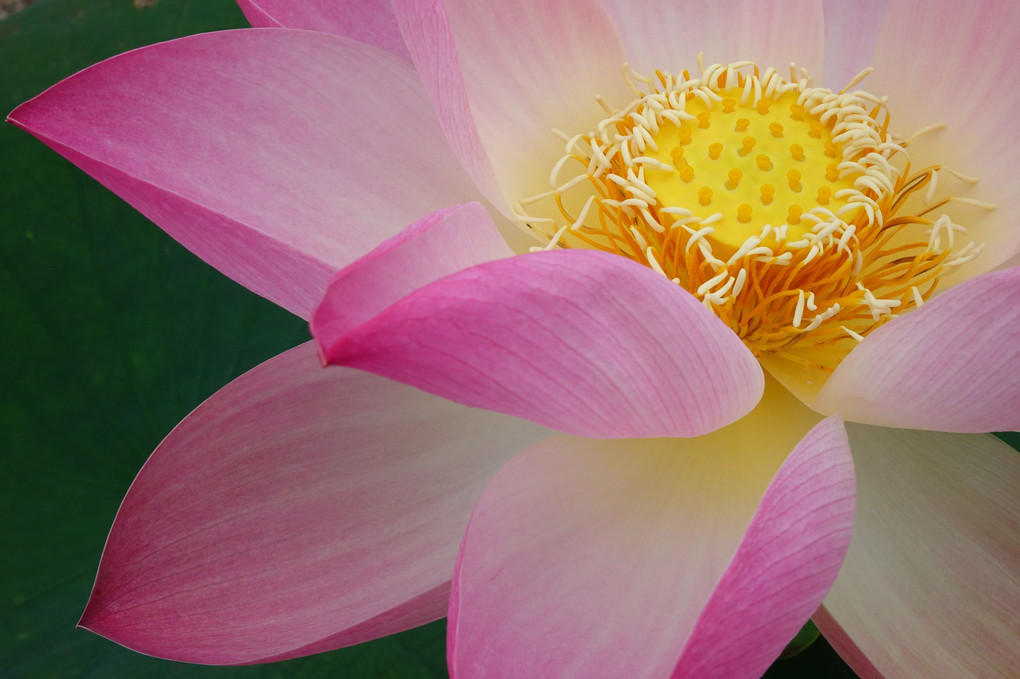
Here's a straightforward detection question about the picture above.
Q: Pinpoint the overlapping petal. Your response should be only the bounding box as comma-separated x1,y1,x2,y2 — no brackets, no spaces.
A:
447,383,853,678
315,248,763,439
235,0,411,59
816,426,1020,677
673,416,854,678
79,342,547,664
312,202,514,341
812,266,1020,432
601,0,825,78
394,0,632,211
865,0,1020,283
9,29,481,319
391,0,503,211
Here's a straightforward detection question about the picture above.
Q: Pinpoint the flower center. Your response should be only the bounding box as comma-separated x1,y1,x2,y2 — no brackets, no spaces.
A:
641,86,857,253
516,61,992,395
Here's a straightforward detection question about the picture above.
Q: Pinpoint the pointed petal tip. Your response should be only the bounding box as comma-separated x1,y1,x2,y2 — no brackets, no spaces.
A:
72,343,545,666
76,599,123,652
12,29,486,320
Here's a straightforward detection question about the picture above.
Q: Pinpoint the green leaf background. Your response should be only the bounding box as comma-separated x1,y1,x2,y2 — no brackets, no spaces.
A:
2,1,955,676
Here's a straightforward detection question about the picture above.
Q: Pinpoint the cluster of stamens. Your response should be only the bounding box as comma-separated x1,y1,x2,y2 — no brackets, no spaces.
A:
515,60,993,378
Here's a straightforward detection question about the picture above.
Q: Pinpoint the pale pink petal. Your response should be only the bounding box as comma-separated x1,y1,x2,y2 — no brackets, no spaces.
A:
819,0,892,88
79,342,547,664
866,0,1020,281
314,249,763,439
9,29,479,319
812,266,1020,432
600,0,824,80
394,0,632,212
446,383,853,678
672,416,854,677
391,0,503,211
816,425,1020,677
312,202,513,342
236,0,411,59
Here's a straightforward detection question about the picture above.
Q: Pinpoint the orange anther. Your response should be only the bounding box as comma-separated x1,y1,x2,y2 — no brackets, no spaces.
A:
817,186,832,205
769,122,784,138
756,98,772,115
808,120,824,138
737,203,753,224
787,169,803,192
680,166,695,183
677,128,693,145
824,140,838,158
790,104,805,121
722,98,736,113
756,154,772,171
708,142,723,160
789,144,805,161
735,118,750,132
760,184,775,205
725,168,743,190
787,204,804,225
697,112,712,129
826,163,841,182
698,187,713,205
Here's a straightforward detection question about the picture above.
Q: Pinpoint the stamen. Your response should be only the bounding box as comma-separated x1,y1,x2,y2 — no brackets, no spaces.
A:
841,326,866,342
595,94,614,116
793,289,806,328
903,122,946,146
911,286,925,307
839,66,874,94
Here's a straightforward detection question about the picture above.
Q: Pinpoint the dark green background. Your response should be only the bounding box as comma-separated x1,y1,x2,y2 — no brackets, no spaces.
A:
1,1,869,676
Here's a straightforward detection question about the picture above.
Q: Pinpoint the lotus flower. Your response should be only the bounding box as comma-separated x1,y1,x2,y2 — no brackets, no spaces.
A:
9,0,1019,677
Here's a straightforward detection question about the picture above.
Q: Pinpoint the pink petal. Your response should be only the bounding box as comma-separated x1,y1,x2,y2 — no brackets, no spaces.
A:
812,266,1020,432
9,29,479,319
236,0,412,59
446,382,854,678
816,425,1020,677
393,0,632,212
79,342,547,664
391,0,503,211
312,202,513,342
865,0,1020,282
314,249,763,439
600,0,824,80
819,0,892,89
672,416,854,677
